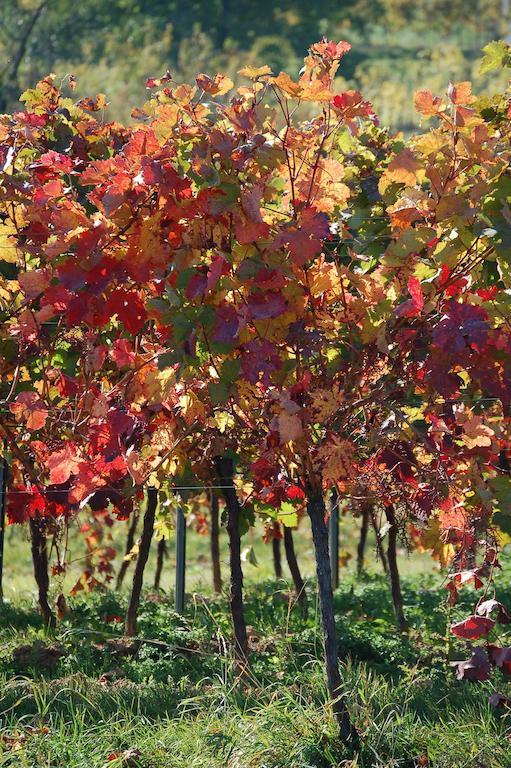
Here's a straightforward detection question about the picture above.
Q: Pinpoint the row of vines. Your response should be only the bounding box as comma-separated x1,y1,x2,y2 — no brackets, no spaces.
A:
1,38,511,744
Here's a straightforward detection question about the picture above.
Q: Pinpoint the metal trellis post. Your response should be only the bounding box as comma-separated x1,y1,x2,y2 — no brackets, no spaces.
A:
0,459,7,602
328,488,339,591
175,505,186,614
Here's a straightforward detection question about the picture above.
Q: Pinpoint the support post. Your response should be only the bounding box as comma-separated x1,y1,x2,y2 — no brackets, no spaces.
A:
0,459,7,602
328,488,339,590
175,504,186,614
210,490,222,593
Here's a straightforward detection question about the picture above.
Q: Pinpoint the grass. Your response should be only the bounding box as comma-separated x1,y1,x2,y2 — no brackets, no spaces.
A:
0,520,510,766
1,509,433,602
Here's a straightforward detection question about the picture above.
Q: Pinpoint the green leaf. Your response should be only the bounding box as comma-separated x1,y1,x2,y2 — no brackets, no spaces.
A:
220,358,241,384
208,380,229,405
493,511,511,536
491,476,511,512
385,227,436,267
239,504,256,536
0,338,17,365
490,476,511,534
0,260,18,279
278,502,298,528
241,545,258,567
480,41,511,74
207,359,241,404
158,352,178,369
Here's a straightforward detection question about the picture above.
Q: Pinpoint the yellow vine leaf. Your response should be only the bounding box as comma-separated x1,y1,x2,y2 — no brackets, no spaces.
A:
0,216,20,264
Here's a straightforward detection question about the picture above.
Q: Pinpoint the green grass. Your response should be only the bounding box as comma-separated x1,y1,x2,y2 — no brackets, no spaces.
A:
0,560,510,767
1,511,433,602
0,517,510,766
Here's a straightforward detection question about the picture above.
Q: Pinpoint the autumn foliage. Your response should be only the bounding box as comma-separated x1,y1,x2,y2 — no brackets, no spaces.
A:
1,37,511,719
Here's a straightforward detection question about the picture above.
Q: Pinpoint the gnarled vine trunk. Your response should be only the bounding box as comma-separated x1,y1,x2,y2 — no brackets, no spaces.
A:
116,510,139,590
272,521,283,579
125,488,157,637
369,505,388,573
283,525,307,618
215,456,248,668
209,490,222,594
29,518,56,629
356,505,370,576
306,487,358,745
154,537,166,590
385,504,408,633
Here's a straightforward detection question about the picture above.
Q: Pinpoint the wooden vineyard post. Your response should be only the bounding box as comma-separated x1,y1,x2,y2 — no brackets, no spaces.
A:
175,503,186,614
328,488,339,590
0,459,7,602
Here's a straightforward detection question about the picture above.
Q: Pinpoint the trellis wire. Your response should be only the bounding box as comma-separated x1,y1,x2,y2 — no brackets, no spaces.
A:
0,480,484,496
3,484,261,494
0,401,505,426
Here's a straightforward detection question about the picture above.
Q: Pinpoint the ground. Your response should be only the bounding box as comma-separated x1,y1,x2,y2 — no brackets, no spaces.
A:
0,520,509,767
